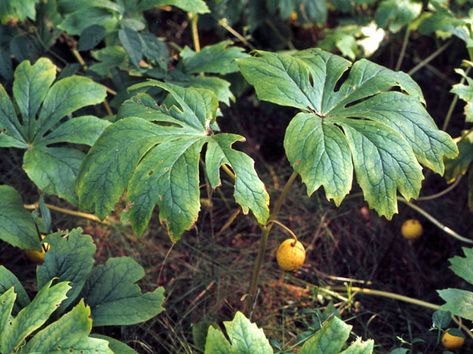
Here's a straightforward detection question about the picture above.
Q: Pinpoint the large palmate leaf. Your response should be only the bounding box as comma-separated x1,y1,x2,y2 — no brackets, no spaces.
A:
439,247,473,321
0,185,39,250
37,229,96,311
0,58,108,204
81,257,165,326
238,48,457,218
77,82,269,241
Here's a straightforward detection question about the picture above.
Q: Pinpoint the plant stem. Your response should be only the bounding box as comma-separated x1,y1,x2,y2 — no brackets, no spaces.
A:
245,171,299,314
190,14,200,52
442,66,472,131
24,202,110,225
408,40,451,76
330,285,473,338
218,18,256,50
416,176,462,201
334,286,440,310
71,48,87,69
395,27,410,71
398,197,473,244
267,219,298,241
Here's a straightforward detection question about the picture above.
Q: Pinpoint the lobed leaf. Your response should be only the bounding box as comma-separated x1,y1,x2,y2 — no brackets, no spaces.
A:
77,82,269,240
239,48,457,218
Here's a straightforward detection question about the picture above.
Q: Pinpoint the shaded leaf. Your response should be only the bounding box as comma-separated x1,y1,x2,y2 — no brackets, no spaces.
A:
82,257,165,326
0,185,39,250
37,229,96,311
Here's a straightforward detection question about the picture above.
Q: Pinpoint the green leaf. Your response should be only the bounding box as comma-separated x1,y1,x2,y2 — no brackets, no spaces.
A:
81,257,165,326
76,117,169,219
12,57,56,138
37,75,107,137
59,7,119,35
91,335,139,354
438,288,473,321
340,338,374,354
0,185,39,250
0,288,16,336
90,46,128,77
205,134,270,224
284,113,352,205
204,311,273,354
181,41,248,75
155,0,209,14
300,316,351,354
0,58,107,204
0,266,30,310
119,26,143,67
172,74,234,105
21,300,113,354
341,119,422,216
41,115,111,146
78,25,106,51
451,68,473,123
0,281,70,353
37,229,96,311
375,0,422,33
238,49,457,218
444,132,473,182
0,85,25,142
127,136,206,239
432,310,452,330
449,247,473,285
23,146,85,205
78,83,269,240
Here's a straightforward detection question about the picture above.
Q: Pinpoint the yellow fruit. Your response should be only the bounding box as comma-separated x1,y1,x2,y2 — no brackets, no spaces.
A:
276,239,306,271
25,235,49,264
401,219,423,240
442,329,465,350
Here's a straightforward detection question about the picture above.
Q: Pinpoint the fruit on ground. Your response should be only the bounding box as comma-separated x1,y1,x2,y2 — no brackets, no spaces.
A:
442,329,465,349
401,219,423,240
276,239,306,271
25,235,49,264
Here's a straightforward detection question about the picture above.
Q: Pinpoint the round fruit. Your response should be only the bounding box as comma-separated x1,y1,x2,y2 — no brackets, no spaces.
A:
401,219,423,240
442,329,465,350
25,235,49,264
276,239,306,271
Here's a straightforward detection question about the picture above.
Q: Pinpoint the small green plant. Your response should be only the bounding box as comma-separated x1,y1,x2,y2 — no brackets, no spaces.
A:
203,312,374,354
0,227,165,354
